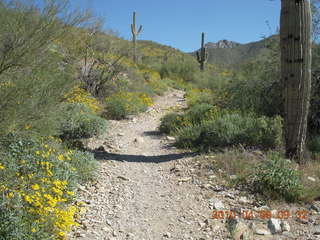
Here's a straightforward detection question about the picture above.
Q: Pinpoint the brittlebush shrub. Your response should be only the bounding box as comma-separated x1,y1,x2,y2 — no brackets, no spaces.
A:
58,103,107,139
175,112,282,151
105,92,153,120
159,113,184,134
64,87,102,113
185,88,214,107
159,104,220,135
0,133,98,239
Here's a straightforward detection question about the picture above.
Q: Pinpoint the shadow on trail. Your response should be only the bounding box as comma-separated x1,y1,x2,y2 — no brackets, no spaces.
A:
94,151,197,163
143,130,163,139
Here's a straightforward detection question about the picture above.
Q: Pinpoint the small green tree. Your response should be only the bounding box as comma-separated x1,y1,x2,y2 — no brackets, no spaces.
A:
0,0,91,76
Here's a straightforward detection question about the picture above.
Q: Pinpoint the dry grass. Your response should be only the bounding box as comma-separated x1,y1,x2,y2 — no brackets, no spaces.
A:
298,159,320,202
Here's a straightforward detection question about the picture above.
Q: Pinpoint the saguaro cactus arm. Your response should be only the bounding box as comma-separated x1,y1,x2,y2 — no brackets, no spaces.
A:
131,11,143,62
131,12,143,36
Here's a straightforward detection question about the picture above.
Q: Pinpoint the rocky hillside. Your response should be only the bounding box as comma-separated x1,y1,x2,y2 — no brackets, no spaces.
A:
191,35,277,67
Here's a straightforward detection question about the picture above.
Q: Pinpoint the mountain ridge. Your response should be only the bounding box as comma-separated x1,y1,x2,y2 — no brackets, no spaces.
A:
191,36,277,67
205,39,241,49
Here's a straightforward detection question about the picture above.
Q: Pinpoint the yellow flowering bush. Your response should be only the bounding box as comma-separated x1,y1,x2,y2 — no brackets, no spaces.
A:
140,69,161,82
185,88,215,107
0,81,14,89
64,87,102,113
0,134,98,239
105,92,153,120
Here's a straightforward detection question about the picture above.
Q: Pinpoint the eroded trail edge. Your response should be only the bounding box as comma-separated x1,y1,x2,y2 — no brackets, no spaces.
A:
72,90,225,240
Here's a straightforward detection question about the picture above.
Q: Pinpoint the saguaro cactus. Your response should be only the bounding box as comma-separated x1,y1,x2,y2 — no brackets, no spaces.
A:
131,11,142,63
280,0,312,162
196,32,208,71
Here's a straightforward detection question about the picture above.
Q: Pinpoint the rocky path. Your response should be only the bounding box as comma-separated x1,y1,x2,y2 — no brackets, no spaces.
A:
72,90,320,240
72,90,227,240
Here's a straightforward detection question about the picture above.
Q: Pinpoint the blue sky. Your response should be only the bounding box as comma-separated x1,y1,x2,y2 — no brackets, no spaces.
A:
72,0,281,52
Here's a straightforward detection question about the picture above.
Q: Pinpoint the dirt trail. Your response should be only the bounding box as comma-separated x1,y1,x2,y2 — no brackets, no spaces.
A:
72,90,227,240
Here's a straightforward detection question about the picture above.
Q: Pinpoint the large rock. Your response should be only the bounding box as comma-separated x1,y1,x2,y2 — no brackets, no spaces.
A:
209,198,225,209
228,219,253,240
254,228,271,235
267,218,282,234
281,221,290,232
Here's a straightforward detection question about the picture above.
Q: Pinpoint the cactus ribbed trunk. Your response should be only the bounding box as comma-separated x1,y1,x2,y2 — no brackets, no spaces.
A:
280,0,312,162
131,11,142,63
196,32,208,72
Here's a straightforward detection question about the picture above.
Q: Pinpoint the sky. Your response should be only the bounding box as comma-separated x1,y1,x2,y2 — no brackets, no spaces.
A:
71,0,281,52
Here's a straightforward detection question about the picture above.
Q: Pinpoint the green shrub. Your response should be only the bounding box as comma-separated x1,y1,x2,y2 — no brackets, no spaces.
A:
58,103,107,139
104,92,153,120
159,104,219,135
147,79,168,96
68,150,98,183
159,113,184,134
185,103,219,125
175,113,282,151
250,152,304,202
185,88,214,107
0,59,75,137
175,124,203,149
0,133,99,239
158,57,198,83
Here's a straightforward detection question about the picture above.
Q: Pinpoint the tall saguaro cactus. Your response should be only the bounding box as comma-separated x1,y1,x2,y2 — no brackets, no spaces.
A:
280,0,312,162
131,11,142,63
196,32,208,71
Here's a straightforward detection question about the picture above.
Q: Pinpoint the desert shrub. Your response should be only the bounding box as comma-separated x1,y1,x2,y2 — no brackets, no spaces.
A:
0,133,98,239
147,79,168,96
159,56,198,82
159,104,219,135
64,87,102,113
159,113,184,134
58,103,107,139
175,113,282,151
105,92,153,119
185,103,220,125
185,88,214,107
0,59,75,137
250,152,303,202
174,124,204,149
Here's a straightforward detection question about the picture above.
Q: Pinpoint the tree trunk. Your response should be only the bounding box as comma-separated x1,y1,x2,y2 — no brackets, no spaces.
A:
280,0,312,163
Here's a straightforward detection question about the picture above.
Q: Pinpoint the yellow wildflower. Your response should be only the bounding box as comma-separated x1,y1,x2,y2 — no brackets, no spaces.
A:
24,195,33,204
67,191,74,196
58,231,65,237
32,184,40,191
7,192,14,199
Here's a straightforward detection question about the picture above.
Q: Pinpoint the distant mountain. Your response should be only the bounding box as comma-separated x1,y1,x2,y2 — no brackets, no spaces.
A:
191,36,276,67
205,40,241,49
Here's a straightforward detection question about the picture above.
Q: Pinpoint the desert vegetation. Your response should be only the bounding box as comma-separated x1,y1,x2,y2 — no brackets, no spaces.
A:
1,0,320,239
